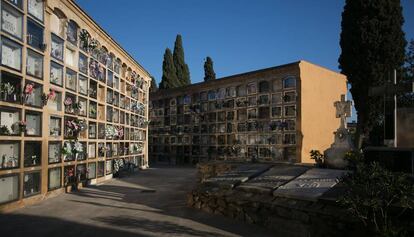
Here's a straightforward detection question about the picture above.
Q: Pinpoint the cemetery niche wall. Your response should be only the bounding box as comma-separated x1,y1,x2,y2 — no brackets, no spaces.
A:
149,61,347,165
0,0,151,211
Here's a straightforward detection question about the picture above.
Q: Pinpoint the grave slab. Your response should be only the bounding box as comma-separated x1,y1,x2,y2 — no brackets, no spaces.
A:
273,168,348,201
203,164,272,189
236,165,309,194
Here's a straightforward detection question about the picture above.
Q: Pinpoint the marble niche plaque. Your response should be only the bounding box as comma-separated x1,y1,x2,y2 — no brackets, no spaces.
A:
237,165,309,194
273,168,348,201
203,164,272,189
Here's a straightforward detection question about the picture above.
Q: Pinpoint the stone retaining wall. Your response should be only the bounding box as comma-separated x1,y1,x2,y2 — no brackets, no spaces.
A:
188,187,369,237
196,162,242,182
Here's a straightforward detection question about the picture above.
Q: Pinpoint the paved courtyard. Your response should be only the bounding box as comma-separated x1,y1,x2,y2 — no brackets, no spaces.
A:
0,167,274,237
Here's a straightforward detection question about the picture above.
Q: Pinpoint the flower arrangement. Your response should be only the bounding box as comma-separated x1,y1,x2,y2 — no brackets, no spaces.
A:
89,106,97,117
89,38,99,51
105,125,118,139
79,29,90,50
117,127,124,138
66,119,87,138
0,82,15,101
12,120,27,134
73,141,83,154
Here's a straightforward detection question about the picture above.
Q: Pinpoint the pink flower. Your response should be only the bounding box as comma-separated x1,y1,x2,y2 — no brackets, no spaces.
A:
48,89,56,100
25,83,34,95
64,97,73,106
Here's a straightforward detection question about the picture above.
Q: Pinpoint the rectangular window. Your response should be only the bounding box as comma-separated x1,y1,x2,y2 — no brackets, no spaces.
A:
272,106,282,117
78,97,87,117
284,133,296,145
49,116,61,137
26,49,43,78
88,142,96,158
0,174,19,204
0,107,20,135
284,91,296,103
105,160,112,174
284,105,296,117
0,141,20,169
89,101,97,119
247,109,257,119
50,61,63,86
2,4,23,39
23,172,40,197
107,70,113,87
65,47,76,68
51,34,63,61
283,77,296,89
0,72,21,103
88,122,96,139
7,0,23,9
285,119,296,131
28,0,44,22
88,163,96,179
89,79,97,99
27,19,44,50
48,141,61,164
47,90,62,111
258,107,270,119
63,141,74,161
79,53,88,75
65,69,77,91
24,141,41,167
247,83,257,94
272,93,282,104
76,164,87,181
25,110,42,136
48,167,61,190
1,37,22,71
97,161,104,177
77,142,86,161
66,21,78,45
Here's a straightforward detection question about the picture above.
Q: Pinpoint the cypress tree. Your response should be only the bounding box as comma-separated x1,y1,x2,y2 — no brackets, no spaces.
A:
173,34,191,86
149,76,158,93
204,56,216,82
338,0,406,147
159,48,179,89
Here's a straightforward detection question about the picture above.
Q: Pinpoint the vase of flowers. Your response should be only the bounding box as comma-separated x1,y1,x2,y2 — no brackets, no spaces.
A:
62,142,73,161
1,82,15,101
73,141,83,160
14,120,27,134
64,97,73,113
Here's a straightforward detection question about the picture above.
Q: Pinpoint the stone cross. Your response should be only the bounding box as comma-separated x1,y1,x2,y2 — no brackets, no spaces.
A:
334,94,352,129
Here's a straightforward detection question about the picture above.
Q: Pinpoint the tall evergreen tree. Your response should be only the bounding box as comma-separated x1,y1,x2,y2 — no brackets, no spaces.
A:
173,34,191,86
399,39,414,107
338,0,406,147
159,48,179,89
204,56,216,82
149,76,158,93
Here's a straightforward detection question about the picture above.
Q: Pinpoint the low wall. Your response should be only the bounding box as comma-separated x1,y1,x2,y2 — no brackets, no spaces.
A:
187,187,370,237
196,162,242,182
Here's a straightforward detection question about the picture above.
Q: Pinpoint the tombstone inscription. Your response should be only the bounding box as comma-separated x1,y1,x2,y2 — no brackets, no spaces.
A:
273,168,348,201
237,165,309,194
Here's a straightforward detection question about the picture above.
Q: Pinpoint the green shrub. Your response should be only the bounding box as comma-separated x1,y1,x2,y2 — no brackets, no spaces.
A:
338,162,414,237
310,150,325,168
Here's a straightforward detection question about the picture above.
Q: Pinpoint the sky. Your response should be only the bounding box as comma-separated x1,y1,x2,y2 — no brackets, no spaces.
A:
76,0,414,121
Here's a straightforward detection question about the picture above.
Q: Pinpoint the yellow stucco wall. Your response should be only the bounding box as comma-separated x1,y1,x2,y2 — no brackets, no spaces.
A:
298,61,347,164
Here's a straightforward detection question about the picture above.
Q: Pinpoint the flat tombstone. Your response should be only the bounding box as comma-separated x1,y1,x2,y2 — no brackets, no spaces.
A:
237,165,309,194
203,164,272,189
273,168,348,201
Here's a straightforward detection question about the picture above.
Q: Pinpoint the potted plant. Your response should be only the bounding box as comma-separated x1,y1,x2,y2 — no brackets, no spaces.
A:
0,125,10,135
64,97,73,113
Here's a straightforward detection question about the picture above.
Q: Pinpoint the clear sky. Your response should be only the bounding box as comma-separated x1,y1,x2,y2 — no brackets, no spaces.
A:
76,0,414,121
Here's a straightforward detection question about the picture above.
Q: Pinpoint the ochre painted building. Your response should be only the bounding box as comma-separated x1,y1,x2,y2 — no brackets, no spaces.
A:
149,60,347,165
0,0,151,211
